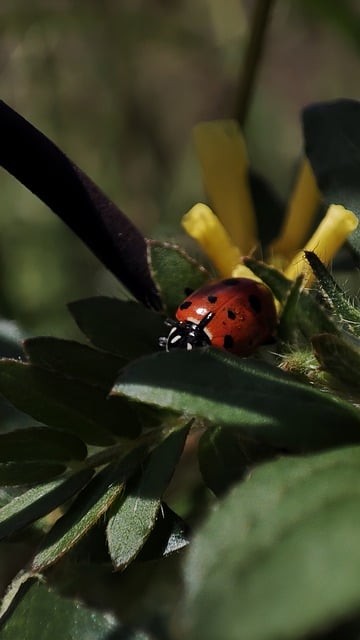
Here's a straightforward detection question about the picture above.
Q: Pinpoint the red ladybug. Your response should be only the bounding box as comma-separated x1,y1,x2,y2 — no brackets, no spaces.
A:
159,277,277,356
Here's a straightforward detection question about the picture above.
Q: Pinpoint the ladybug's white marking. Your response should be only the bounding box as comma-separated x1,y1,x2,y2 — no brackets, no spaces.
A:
169,331,182,344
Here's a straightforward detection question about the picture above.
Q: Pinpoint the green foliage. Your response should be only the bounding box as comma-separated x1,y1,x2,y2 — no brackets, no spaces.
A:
3,237,359,637
147,241,210,316
0,470,93,540
198,426,273,496
0,581,123,640
68,298,163,359
305,250,360,331
2,133,360,637
107,424,189,570
244,257,339,338
0,102,360,639
0,8,360,635
113,348,360,451
312,332,360,394
184,447,360,640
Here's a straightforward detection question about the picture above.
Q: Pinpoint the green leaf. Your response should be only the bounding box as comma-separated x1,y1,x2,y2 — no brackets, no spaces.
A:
305,251,360,333
107,424,189,569
198,427,273,496
68,297,164,359
184,446,360,640
137,503,190,561
147,240,210,315
30,447,146,573
244,257,338,337
0,320,24,360
302,99,360,254
243,257,294,303
312,332,360,392
0,427,87,463
0,462,66,486
0,469,93,540
277,275,304,344
46,557,182,636
113,349,360,452
0,359,140,445
0,488,18,509
24,337,125,388
0,581,119,640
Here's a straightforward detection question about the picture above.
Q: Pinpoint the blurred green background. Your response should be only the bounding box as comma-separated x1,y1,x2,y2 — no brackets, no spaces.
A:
0,0,359,335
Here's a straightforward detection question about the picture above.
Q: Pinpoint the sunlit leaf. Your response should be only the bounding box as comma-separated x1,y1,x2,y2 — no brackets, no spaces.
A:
0,469,93,540
107,424,189,569
30,447,146,573
113,349,360,452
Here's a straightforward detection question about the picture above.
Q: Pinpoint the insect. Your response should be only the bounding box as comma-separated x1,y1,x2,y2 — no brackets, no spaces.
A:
159,277,277,356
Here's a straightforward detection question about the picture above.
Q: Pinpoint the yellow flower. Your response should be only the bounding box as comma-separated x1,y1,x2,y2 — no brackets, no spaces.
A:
182,120,358,290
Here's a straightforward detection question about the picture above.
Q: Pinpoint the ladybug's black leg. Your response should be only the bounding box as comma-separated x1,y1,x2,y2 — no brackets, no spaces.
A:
159,317,179,349
159,335,168,348
164,317,178,328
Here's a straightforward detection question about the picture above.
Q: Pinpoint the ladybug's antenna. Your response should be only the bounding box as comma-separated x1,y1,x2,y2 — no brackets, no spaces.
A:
198,312,215,329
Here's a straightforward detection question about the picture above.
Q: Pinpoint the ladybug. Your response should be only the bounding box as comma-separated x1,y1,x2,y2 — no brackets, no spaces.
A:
159,277,277,356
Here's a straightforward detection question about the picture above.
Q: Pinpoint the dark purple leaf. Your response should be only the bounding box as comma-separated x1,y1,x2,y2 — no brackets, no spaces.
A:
0,100,162,310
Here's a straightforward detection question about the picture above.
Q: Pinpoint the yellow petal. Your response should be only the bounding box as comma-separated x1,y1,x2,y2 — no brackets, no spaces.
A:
182,203,241,277
193,120,257,254
270,158,321,260
284,204,358,286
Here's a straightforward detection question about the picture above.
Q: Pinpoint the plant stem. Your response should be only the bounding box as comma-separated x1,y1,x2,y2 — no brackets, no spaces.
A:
80,417,193,471
82,432,159,471
234,0,276,127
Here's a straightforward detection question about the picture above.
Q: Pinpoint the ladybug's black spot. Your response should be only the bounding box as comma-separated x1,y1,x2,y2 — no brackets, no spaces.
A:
227,309,236,320
184,287,194,296
222,278,239,286
207,295,218,304
248,294,262,313
179,300,192,310
223,335,234,349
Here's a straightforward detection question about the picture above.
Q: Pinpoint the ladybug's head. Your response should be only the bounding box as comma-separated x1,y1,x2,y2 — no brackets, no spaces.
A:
159,312,214,351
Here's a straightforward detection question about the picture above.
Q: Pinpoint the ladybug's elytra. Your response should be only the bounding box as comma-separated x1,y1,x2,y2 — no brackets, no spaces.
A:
159,277,277,356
